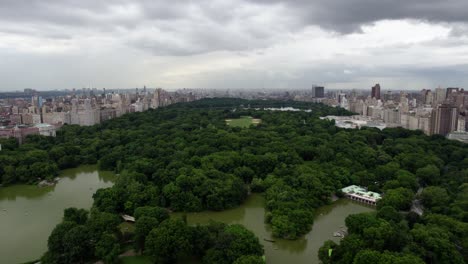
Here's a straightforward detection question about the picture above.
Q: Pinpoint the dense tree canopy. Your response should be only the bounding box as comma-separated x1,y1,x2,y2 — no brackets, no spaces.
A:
144,218,193,263
203,224,264,264
3,98,464,263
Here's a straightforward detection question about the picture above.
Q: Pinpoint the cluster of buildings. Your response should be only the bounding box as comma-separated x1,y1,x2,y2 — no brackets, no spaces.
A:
2,83,468,144
320,84,468,143
0,87,200,143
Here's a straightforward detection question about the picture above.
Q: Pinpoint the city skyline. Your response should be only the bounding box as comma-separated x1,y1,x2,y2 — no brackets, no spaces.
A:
0,85,463,94
1,1,468,91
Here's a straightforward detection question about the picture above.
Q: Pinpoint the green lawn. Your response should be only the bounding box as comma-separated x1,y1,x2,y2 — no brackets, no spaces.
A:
121,256,152,264
226,116,261,128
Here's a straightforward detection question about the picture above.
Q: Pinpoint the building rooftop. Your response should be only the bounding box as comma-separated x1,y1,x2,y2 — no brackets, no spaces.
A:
321,116,387,130
342,185,382,201
34,123,54,128
447,132,468,144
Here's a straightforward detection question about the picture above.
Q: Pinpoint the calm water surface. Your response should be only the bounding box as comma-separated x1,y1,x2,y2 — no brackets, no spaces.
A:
178,194,374,264
1,167,372,264
0,166,115,264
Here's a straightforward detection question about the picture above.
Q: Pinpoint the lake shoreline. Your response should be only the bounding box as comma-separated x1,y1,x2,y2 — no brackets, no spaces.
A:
0,165,116,264
172,193,374,264
3,168,373,264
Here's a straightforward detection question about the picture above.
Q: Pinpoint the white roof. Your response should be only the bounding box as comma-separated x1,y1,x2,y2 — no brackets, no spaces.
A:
342,185,382,200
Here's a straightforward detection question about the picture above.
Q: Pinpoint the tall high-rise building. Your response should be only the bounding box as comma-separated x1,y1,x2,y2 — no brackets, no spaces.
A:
446,88,466,109
431,104,458,136
434,87,446,105
446,88,460,98
31,96,38,108
384,90,392,101
38,96,43,108
421,89,433,105
371,84,381,100
312,86,325,98
383,108,400,124
457,117,466,132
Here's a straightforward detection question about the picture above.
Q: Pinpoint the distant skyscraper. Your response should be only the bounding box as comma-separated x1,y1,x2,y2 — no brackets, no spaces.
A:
431,104,458,136
384,90,392,101
38,96,43,108
434,87,446,105
446,87,460,98
31,96,38,108
446,88,466,109
420,89,433,105
312,86,325,98
371,84,381,100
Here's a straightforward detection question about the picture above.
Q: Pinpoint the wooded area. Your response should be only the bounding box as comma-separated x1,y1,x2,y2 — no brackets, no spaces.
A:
1,98,466,263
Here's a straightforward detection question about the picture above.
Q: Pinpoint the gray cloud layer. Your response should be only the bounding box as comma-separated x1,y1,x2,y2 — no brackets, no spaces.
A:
0,0,467,90
2,0,467,54
250,0,468,32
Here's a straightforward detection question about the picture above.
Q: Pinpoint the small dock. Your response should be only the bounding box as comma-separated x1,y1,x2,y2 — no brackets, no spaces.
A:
121,214,135,223
333,227,348,238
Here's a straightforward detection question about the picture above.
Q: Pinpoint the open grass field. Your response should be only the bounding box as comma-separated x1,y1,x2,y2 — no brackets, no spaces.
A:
225,116,261,128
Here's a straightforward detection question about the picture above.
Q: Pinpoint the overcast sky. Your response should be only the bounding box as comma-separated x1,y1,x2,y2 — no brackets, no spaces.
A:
1,0,468,91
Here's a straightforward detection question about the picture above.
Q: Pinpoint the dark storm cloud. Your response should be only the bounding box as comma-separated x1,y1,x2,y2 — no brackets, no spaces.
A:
249,0,468,32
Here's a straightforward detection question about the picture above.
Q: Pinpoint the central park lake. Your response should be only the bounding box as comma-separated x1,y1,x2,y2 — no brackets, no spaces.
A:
0,166,373,264
176,194,374,264
0,166,115,264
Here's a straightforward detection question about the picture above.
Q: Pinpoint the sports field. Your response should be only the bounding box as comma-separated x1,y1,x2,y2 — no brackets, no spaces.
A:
225,116,261,127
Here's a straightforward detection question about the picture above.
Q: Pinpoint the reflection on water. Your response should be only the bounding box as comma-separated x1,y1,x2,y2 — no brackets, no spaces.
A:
1,166,372,264
179,194,374,264
98,170,117,183
0,185,54,201
274,237,308,254
0,165,115,264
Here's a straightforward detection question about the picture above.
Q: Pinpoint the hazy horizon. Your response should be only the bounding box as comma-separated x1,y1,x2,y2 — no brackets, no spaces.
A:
0,86,439,93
